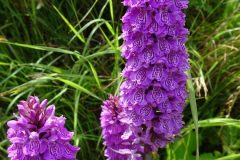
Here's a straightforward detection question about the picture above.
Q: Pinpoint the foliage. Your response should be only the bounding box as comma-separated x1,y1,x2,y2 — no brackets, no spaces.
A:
0,0,239,159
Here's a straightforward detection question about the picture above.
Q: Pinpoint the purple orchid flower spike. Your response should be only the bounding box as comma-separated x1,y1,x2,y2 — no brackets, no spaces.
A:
120,0,189,152
100,95,143,160
7,96,80,160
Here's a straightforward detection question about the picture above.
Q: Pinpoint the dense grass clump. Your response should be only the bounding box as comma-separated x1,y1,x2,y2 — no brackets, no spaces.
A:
0,0,239,159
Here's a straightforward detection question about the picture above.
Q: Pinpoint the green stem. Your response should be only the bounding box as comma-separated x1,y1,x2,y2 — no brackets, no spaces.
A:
145,153,152,160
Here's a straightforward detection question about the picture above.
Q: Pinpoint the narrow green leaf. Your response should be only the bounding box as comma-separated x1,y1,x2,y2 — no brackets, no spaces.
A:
87,61,101,89
55,77,102,101
184,118,240,130
187,71,199,160
105,21,115,36
216,154,240,160
109,0,114,21
53,5,85,43
0,41,80,58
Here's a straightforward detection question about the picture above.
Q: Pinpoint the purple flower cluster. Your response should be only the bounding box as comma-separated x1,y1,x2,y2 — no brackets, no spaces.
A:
100,95,143,160
7,96,80,160
120,0,189,151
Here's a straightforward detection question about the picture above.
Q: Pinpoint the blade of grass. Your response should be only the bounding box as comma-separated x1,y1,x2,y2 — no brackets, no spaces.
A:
216,154,240,160
87,61,101,89
109,0,114,21
186,118,240,130
55,77,102,101
82,22,104,55
0,41,81,59
187,70,199,160
74,0,98,27
53,5,85,43
73,72,87,147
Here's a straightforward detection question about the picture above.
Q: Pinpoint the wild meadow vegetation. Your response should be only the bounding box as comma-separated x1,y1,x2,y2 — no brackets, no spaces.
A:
0,0,240,159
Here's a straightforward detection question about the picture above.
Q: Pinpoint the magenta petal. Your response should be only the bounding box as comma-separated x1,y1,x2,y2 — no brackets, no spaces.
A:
40,140,48,154
7,120,19,130
61,142,80,159
57,127,74,140
7,96,80,159
47,141,62,159
40,99,48,109
44,105,55,120
119,0,189,153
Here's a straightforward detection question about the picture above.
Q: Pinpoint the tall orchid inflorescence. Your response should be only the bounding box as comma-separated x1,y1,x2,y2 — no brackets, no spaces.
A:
7,96,80,160
100,95,143,160
120,0,189,152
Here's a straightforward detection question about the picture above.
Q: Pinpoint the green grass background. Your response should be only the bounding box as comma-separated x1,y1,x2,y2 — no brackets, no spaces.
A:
0,0,240,159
